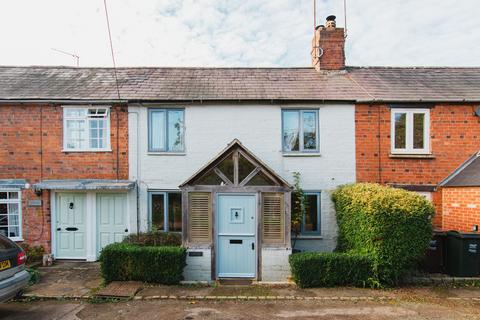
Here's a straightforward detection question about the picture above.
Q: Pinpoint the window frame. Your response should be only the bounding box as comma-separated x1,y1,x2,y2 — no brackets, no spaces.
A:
148,108,185,153
300,191,321,235
281,109,319,154
390,108,430,155
148,190,182,233
0,190,22,241
62,106,111,152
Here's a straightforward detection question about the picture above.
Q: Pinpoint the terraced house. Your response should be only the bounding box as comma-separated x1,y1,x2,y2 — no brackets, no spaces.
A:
0,16,478,282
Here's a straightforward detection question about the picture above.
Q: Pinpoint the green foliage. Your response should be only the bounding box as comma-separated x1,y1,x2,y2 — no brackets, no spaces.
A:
19,244,45,264
27,267,41,285
289,252,375,288
291,172,307,246
99,243,186,284
123,231,182,247
332,183,434,286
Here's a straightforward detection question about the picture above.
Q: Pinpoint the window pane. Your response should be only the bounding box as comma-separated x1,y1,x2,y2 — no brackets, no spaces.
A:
0,228,7,237
195,170,224,185
8,192,18,199
89,119,107,149
168,193,182,232
0,204,6,214
66,120,87,149
303,111,317,150
65,108,85,117
0,215,7,226
8,226,19,238
167,110,184,152
217,154,234,183
245,171,274,186
238,154,257,183
283,111,300,151
394,113,406,149
7,204,18,215
304,194,319,232
151,194,165,231
0,193,6,200
150,111,166,151
413,113,425,149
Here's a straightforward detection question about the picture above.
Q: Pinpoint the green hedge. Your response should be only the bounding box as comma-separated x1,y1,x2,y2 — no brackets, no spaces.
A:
332,183,434,286
123,231,182,247
289,252,375,288
99,243,187,284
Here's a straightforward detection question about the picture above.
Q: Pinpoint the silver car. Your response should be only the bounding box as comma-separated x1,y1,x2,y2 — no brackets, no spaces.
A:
0,235,29,302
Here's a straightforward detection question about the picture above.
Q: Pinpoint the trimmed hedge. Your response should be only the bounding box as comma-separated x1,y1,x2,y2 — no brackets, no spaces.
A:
332,183,434,286
289,252,375,288
99,243,187,284
123,231,182,247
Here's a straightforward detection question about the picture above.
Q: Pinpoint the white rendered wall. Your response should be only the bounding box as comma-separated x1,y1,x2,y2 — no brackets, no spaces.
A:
261,248,292,282
129,103,356,252
183,249,212,282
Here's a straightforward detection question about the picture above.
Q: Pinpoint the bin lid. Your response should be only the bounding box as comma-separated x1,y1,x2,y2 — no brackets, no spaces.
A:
447,230,480,239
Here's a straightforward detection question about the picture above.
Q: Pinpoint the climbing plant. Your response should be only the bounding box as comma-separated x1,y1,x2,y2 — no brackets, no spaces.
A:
291,172,307,250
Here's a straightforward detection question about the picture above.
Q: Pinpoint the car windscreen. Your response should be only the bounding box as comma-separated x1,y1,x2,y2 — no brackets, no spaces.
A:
0,236,16,252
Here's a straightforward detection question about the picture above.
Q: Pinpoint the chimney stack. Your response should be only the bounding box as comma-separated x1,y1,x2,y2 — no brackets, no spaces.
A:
311,15,345,71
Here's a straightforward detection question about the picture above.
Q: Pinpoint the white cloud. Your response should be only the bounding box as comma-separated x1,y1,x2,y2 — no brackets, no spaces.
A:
0,0,478,67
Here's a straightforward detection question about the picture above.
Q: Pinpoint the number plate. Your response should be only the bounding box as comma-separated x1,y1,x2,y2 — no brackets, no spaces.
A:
0,260,11,271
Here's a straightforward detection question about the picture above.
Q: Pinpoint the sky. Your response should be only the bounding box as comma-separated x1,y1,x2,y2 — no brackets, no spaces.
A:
0,0,479,68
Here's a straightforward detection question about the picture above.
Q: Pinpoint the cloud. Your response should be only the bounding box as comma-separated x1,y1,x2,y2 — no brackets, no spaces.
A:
0,0,478,67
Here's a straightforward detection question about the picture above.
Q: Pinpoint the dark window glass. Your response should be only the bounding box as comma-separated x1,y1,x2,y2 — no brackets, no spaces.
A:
168,193,182,232
394,113,406,149
151,194,165,231
0,236,15,251
217,154,235,183
413,113,425,149
304,194,319,232
238,154,257,183
0,193,6,200
245,171,274,186
195,170,224,185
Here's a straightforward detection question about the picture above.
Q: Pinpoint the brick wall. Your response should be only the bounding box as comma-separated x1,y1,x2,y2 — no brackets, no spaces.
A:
311,27,345,71
356,104,480,229
0,104,129,251
442,187,480,232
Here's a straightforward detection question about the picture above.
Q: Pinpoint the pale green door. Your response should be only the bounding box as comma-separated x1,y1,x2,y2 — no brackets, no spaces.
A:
56,193,86,259
97,193,128,255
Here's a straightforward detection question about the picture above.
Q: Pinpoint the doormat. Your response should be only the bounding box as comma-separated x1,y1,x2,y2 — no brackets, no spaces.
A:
95,281,143,298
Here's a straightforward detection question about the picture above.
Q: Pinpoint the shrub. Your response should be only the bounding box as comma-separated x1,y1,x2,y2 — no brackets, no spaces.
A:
19,244,45,264
99,243,186,284
289,252,375,288
123,231,182,247
332,183,434,286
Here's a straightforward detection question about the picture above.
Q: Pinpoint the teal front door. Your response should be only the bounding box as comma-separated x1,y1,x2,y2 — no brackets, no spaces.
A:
97,193,128,255
217,194,256,278
56,193,86,259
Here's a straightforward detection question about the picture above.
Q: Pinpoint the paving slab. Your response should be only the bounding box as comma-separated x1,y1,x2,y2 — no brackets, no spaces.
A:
24,261,102,298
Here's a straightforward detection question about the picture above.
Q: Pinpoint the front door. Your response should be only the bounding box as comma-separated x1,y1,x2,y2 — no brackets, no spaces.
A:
97,193,128,255
217,194,256,278
56,193,86,259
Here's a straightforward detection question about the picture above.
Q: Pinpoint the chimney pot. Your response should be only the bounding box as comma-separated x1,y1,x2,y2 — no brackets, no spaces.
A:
325,15,336,28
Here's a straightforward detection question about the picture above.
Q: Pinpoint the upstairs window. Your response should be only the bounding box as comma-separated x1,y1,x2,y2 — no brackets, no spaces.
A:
282,109,319,153
149,109,185,152
391,108,430,154
0,191,22,240
63,107,110,151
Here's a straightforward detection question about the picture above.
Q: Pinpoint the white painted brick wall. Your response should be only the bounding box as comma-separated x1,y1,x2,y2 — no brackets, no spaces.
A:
262,247,292,282
183,249,212,282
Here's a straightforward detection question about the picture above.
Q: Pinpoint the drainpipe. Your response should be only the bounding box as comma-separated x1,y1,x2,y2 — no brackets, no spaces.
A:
128,108,141,234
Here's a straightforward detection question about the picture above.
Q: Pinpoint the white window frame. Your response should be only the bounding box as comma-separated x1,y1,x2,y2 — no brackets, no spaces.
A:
391,108,430,155
282,109,320,154
0,190,22,241
148,191,182,233
62,106,111,152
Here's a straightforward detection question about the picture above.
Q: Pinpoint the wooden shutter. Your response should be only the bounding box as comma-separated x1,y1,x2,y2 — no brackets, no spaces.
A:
188,192,212,243
262,193,285,244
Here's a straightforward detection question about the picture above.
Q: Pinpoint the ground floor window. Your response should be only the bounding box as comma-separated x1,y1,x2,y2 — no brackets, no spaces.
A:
0,191,22,240
149,191,182,232
292,191,321,235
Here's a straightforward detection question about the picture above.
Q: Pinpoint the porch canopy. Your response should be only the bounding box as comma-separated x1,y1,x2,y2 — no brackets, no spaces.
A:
179,139,292,249
33,179,136,190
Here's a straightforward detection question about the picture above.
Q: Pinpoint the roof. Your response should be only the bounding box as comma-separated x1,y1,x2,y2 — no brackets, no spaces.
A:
33,179,136,190
439,151,480,187
0,179,27,189
0,65,478,103
180,139,292,188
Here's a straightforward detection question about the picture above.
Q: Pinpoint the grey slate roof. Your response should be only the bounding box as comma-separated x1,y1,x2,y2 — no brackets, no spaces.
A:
439,152,480,187
0,65,479,102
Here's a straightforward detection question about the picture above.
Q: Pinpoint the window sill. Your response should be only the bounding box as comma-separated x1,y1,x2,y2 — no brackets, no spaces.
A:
11,238,24,242
147,152,186,156
293,235,323,240
282,153,321,157
389,153,435,159
62,149,112,153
